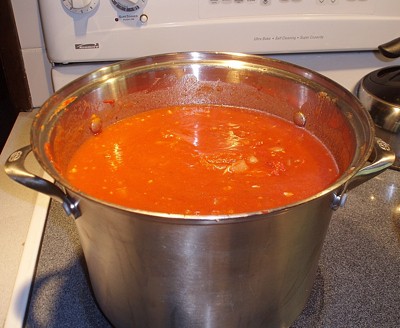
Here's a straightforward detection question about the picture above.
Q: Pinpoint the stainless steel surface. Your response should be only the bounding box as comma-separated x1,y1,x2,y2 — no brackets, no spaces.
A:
357,67,400,134
358,86,400,133
75,195,333,328
5,52,395,327
357,66,400,170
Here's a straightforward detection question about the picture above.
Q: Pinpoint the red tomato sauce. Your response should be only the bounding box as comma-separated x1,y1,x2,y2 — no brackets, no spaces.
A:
66,105,339,215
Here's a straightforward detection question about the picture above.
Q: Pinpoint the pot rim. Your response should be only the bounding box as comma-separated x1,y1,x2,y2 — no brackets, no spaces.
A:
31,51,376,220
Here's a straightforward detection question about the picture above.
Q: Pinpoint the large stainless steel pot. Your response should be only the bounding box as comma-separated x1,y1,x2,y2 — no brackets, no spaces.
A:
5,52,395,328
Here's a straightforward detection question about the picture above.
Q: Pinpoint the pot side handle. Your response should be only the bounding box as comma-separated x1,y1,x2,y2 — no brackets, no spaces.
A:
347,137,395,190
332,137,395,210
4,145,81,219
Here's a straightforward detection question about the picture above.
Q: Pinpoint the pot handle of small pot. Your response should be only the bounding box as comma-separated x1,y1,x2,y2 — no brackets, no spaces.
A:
4,145,81,219
332,137,395,209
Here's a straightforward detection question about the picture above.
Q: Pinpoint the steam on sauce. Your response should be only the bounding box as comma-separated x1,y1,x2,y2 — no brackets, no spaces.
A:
66,105,339,215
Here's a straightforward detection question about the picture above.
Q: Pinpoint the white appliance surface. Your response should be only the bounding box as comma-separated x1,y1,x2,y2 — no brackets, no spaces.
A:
2,0,400,327
39,0,400,63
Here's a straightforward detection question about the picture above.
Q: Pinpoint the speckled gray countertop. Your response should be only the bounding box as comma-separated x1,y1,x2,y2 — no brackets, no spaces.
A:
24,168,400,328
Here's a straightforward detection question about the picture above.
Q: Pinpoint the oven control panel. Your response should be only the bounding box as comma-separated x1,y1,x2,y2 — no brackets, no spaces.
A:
38,0,400,63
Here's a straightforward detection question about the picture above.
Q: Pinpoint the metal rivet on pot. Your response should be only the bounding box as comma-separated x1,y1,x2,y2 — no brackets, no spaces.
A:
293,111,306,127
331,192,348,210
90,115,103,135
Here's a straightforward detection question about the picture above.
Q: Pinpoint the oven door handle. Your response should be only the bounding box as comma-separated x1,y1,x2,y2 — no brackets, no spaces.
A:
4,145,81,219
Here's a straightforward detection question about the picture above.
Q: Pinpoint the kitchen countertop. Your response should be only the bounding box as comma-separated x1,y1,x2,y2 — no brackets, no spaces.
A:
23,167,400,327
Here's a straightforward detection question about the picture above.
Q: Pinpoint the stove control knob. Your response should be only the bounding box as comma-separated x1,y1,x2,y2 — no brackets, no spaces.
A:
62,0,99,14
110,0,147,12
